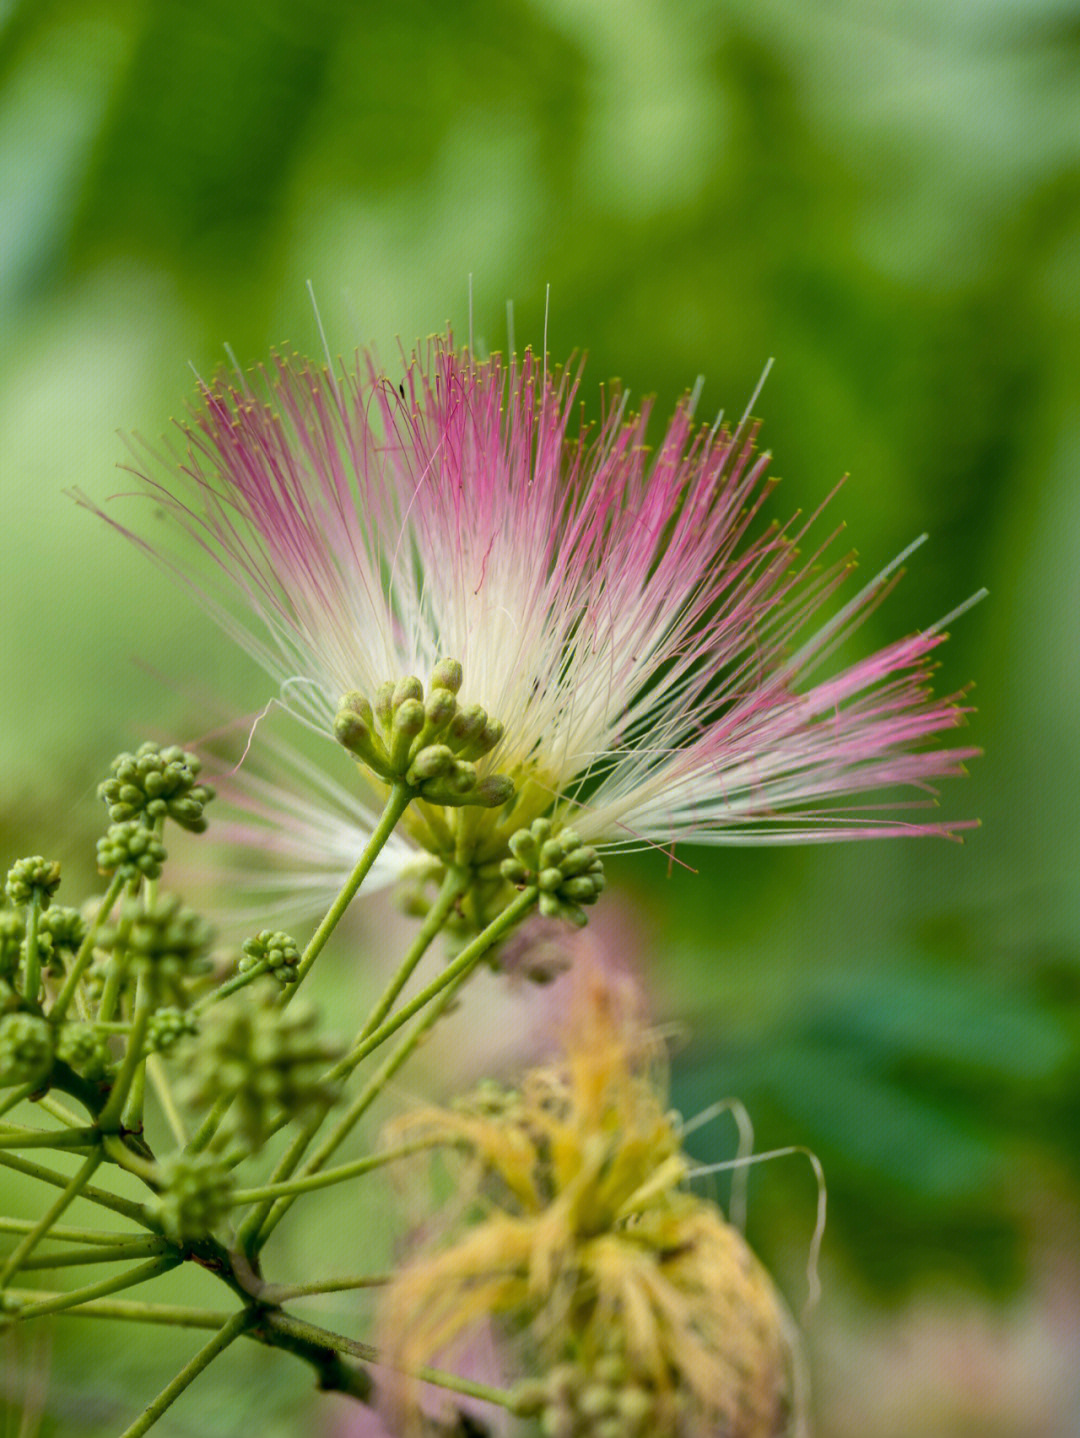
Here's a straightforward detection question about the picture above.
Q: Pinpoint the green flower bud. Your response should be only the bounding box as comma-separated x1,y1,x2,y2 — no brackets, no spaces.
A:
429,657,463,693
152,1152,233,1243
55,1022,113,1080
0,1013,53,1087
146,1006,198,1053
406,744,456,785
239,930,301,985
5,857,61,909
96,821,168,881
98,743,214,833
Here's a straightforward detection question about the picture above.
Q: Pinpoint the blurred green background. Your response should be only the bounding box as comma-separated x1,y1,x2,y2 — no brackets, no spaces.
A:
1,0,1079,1434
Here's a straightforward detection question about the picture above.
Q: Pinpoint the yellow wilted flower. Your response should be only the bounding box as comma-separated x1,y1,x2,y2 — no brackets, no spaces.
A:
380,968,793,1437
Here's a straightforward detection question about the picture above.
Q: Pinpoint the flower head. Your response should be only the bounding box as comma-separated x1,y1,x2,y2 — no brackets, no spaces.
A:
378,966,793,1436
85,335,978,891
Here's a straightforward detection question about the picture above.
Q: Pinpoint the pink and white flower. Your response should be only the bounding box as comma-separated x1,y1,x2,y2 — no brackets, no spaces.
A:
84,335,979,888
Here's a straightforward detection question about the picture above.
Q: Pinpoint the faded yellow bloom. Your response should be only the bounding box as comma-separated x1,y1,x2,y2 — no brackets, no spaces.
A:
380,969,792,1437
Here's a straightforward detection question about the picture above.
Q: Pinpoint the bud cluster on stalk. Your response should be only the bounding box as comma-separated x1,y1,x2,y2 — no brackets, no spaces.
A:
334,658,514,808
500,819,606,927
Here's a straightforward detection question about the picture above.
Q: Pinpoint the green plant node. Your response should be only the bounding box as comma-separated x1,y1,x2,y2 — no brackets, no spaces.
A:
239,930,301,984
98,743,214,832
0,1012,54,1088
96,821,168,881
5,857,61,909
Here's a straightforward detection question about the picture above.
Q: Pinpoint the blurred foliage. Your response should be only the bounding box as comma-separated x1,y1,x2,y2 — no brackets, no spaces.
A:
1,0,1078,1433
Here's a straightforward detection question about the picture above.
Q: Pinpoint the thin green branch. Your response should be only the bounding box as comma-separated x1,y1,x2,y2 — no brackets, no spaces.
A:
230,1135,448,1205
0,1217,146,1246
34,1094,86,1128
355,865,468,1042
236,884,538,1255
0,1289,232,1327
98,967,157,1132
22,890,43,1005
0,1150,152,1226
249,984,469,1253
0,1084,38,1121
0,1126,101,1150
284,782,413,1004
147,1053,188,1146
9,1238,168,1271
330,884,539,1082
51,871,126,1022
1,1254,180,1323
260,1272,392,1301
116,1308,251,1438
0,1150,105,1284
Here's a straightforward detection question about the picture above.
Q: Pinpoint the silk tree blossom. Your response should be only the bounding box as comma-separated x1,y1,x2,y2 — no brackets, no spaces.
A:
82,335,979,887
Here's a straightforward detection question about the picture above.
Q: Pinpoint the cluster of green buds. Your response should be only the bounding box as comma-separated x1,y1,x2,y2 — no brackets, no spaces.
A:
238,930,301,986
0,1012,54,1087
146,1006,198,1054
4,856,61,908
176,989,342,1150
334,659,514,808
54,1021,113,1081
96,820,168,882
500,820,605,927
98,743,214,832
105,894,213,987
151,1151,234,1244
513,1352,673,1438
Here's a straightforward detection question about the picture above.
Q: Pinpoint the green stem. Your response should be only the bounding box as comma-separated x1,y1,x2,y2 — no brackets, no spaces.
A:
0,1289,231,1327
51,872,126,1022
0,1084,37,1120
147,1054,188,1146
332,884,538,1082
258,1311,512,1412
98,967,157,1132
258,1272,392,1301
0,1217,145,1246
237,885,537,1256
2,1255,180,1325
283,782,414,1004
249,977,470,1253
0,1150,151,1226
185,1093,233,1156
10,1237,168,1270
192,961,269,1013
35,1093,85,1127
184,786,414,1161
0,1126,101,1150
116,1309,251,1438
230,1135,448,1205
355,866,468,1042
0,1149,105,1284
22,890,42,1004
